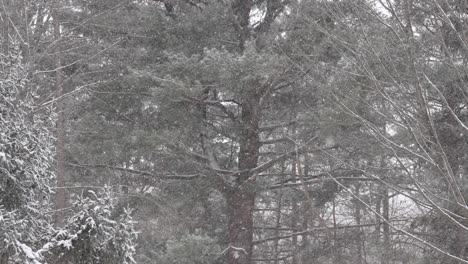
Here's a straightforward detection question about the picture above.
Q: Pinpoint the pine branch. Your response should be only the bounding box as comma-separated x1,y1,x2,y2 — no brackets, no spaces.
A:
66,162,201,180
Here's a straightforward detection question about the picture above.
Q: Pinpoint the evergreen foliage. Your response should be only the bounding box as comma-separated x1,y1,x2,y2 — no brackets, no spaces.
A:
3,0,468,263
0,42,55,264
47,188,138,264
0,42,137,264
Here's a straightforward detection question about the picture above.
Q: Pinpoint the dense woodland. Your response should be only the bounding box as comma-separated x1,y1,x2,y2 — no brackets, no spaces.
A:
1,0,468,263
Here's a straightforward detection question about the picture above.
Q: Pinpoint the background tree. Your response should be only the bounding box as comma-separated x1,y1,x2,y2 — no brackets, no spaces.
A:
4,0,468,263
0,3,138,264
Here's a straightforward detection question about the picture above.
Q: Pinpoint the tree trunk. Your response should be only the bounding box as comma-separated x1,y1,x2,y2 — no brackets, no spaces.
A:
382,187,391,264
224,0,287,261
375,193,382,233
0,252,8,264
300,156,310,264
226,91,260,264
226,188,256,264
332,195,339,263
2,0,9,54
291,151,299,264
291,200,298,264
273,162,286,264
354,184,364,264
54,11,66,226
273,198,282,264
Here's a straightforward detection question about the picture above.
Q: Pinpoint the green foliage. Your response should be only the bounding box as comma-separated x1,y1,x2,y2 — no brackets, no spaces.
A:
0,42,138,264
0,42,55,211
48,188,138,264
17,0,468,263
0,42,55,263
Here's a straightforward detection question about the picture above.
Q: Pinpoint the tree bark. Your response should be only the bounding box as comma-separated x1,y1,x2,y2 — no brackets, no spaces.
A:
291,200,298,264
226,90,260,264
382,187,391,264
291,145,299,264
226,188,256,264
2,0,9,54
273,162,286,264
354,184,364,264
332,195,338,263
54,11,66,226
231,0,253,51
300,156,311,264
225,1,289,261
0,251,8,264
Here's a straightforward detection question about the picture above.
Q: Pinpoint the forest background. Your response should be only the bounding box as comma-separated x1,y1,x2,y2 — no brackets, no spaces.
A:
1,0,468,264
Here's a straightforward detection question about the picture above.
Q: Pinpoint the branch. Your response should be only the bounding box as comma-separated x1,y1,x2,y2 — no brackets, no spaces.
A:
268,176,375,190
251,138,338,176
253,220,410,246
259,120,298,131
66,162,201,180
327,172,468,264
424,73,468,132
260,137,295,145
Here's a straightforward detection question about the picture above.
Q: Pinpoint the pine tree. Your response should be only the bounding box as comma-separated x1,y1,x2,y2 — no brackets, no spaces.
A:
0,40,55,264
0,40,138,264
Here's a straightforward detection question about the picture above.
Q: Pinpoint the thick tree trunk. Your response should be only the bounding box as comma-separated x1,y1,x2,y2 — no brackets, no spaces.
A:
225,0,287,261
226,188,256,264
226,91,260,264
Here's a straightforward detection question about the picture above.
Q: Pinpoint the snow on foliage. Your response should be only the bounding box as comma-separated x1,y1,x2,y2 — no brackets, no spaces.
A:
0,41,137,264
48,188,138,264
0,40,55,264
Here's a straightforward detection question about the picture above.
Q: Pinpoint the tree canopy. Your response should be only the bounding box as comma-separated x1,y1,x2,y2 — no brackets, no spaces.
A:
2,0,468,263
